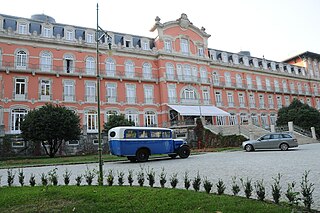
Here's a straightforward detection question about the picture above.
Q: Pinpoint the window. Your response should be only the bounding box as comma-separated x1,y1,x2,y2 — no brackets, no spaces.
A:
285,96,290,106
227,92,234,107
200,67,207,83
198,47,204,56
166,63,175,80
238,93,245,107
86,57,96,75
126,110,139,126
213,72,220,86
221,52,228,63
85,82,96,102
16,50,27,69
252,58,259,67
40,79,51,101
126,84,136,103
124,38,132,47
277,96,282,109
142,40,149,50
229,113,238,125
251,113,258,125
215,91,222,106
317,99,320,110
85,110,98,133
256,76,262,90
236,74,242,88
268,95,274,109
67,140,79,146
274,80,280,92
313,84,318,96
64,55,74,73
105,110,119,123
125,61,135,78
304,83,310,95
11,108,28,134
65,30,74,41
202,89,210,104
249,94,255,108
40,52,52,71
142,63,152,79
86,32,94,43
259,94,265,109
164,40,172,52
243,56,249,66
307,98,312,107
144,85,153,104
290,82,295,93
282,80,288,93
106,58,116,77
270,114,277,125
42,26,52,38
180,38,189,55
106,83,117,103
18,23,27,34
183,64,192,81
177,64,183,81
12,138,25,148
246,75,252,89
0,107,3,125
145,111,156,127
168,84,177,104
297,83,302,94
183,88,196,101
266,78,271,91
224,72,231,87
14,78,27,100
63,80,75,102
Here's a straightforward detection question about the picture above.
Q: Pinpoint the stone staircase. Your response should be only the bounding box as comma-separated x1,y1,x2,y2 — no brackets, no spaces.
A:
292,132,319,145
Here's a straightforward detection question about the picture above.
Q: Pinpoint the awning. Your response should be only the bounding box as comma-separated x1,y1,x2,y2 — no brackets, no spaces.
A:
168,105,230,116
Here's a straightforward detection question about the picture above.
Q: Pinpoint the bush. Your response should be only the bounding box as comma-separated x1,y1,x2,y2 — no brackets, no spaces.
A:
159,168,167,188
7,169,15,187
231,176,240,196
192,172,201,192
137,167,144,187
241,177,253,199
300,170,314,210
117,171,125,186
84,168,96,186
128,170,134,186
184,171,191,190
285,181,300,206
75,174,83,186
170,173,178,189
107,169,114,186
146,167,155,188
271,173,282,204
216,179,226,195
63,169,72,186
18,169,25,186
48,168,58,186
29,173,36,187
203,177,213,194
41,173,48,186
255,179,265,201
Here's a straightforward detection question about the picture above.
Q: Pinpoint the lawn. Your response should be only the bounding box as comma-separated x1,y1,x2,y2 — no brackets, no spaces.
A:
0,186,297,213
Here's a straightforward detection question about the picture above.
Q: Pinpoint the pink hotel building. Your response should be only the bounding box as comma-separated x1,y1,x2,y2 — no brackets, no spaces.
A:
1,13,320,138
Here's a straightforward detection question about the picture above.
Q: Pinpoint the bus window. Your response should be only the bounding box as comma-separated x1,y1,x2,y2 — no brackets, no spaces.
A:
125,130,137,138
138,130,149,138
150,130,162,138
162,130,171,138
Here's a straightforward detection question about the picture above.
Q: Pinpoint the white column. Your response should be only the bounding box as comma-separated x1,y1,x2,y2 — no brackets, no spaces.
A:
271,124,275,132
288,121,293,132
311,127,317,139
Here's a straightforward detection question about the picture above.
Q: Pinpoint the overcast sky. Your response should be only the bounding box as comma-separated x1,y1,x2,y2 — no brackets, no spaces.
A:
1,0,319,62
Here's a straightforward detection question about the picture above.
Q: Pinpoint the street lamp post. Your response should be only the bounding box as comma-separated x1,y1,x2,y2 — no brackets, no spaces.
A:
96,3,112,185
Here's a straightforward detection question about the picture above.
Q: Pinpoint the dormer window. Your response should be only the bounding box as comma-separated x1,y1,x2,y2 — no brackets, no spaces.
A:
164,39,172,52
252,58,259,68
262,60,268,69
142,39,149,50
232,54,239,65
18,22,28,34
209,50,217,60
86,32,95,43
198,47,204,57
42,26,52,38
124,36,132,48
221,52,228,63
243,56,249,66
180,38,189,55
270,62,276,71
65,29,74,41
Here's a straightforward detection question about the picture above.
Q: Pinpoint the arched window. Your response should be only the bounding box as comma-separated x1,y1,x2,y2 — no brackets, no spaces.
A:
106,58,116,77
200,67,207,83
236,74,242,88
85,110,98,133
125,109,139,126
144,111,157,127
11,108,28,134
304,83,310,95
181,88,197,104
183,64,192,81
142,63,152,79
105,110,119,123
166,63,175,80
16,50,27,69
246,75,252,89
282,80,288,92
213,71,220,86
125,60,135,78
64,54,74,73
224,72,231,87
86,56,96,75
40,52,52,72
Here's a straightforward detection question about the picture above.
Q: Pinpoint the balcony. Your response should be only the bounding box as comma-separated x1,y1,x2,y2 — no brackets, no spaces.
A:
144,98,154,104
86,95,96,103
126,97,136,104
180,98,199,104
63,95,75,102
107,96,117,103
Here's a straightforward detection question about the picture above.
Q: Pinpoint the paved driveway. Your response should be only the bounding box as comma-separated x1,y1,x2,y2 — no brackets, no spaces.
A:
1,143,319,210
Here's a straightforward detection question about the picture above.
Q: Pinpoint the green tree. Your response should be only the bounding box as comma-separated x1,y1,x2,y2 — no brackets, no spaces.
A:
276,99,320,136
20,103,81,158
103,114,135,134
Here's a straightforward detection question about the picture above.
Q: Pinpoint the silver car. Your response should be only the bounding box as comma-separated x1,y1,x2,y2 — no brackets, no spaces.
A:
242,132,298,152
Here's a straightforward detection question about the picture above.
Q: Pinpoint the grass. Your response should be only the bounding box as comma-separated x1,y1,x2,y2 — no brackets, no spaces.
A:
0,186,297,213
0,147,239,169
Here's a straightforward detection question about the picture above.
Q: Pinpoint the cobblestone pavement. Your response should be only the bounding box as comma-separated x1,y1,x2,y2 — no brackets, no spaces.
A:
1,143,319,210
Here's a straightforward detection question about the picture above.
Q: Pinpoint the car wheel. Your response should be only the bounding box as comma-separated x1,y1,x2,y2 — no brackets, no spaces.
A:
245,144,253,152
280,143,289,151
136,149,149,162
178,146,190,159
127,156,137,163
168,154,177,159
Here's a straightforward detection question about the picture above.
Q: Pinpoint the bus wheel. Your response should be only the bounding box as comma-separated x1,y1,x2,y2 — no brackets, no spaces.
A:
127,156,137,163
178,146,190,159
168,154,177,159
136,149,149,162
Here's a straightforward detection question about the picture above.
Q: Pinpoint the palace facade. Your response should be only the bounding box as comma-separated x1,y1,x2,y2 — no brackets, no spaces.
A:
1,13,320,143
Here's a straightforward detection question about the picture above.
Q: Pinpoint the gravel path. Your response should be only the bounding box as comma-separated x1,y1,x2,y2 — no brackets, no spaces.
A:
1,143,319,210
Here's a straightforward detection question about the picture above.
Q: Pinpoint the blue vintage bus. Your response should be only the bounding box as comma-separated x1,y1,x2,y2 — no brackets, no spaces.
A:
108,126,190,162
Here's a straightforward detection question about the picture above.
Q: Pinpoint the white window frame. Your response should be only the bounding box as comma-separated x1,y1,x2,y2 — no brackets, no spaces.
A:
125,61,135,78
144,111,157,127
86,110,98,133
63,80,75,102
144,85,153,104
164,39,172,52
85,81,96,102
227,92,234,107
106,58,116,77
238,93,245,107
249,94,255,108
166,63,175,80
215,91,222,107
142,63,152,79
126,110,139,126
40,52,52,72
10,108,28,134
18,22,28,34
86,57,96,75
40,79,51,101
16,50,27,69
168,84,177,104
180,38,189,55
106,83,117,103
14,78,27,100
126,84,136,104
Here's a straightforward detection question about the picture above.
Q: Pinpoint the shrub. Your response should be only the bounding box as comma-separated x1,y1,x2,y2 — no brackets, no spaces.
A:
48,168,58,186
84,167,96,186
117,171,125,186
159,168,167,188
146,167,155,188
0,175,2,187
285,181,300,206
62,169,72,186
231,176,240,196
29,173,36,187
192,172,201,192
75,174,83,186
137,167,144,187
203,177,213,194
18,169,25,186
41,173,48,186
128,170,134,186
255,179,265,201
300,170,314,210
170,173,178,189
240,177,253,199
184,171,191,190
216,179,226,195
107,169,115,186
7,169,15,187
271,173,282,204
